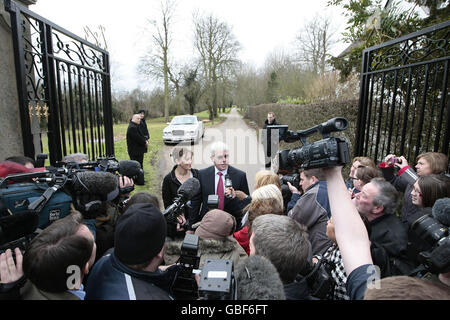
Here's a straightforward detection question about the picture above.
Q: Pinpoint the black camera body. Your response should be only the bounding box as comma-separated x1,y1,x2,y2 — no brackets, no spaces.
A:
300,256,336,299
280,173,300,190
267,118,350,172
172,233,201,300
207,195,219,210
199,259,236,300
411,214,450,274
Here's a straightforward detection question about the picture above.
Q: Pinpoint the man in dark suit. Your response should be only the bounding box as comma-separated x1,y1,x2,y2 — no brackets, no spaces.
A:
137,110,149,141
190,142,250,228
126,114,148,172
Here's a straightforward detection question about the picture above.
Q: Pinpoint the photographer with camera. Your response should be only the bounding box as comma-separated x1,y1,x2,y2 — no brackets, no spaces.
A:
15,210,96,300
287,168,333,256
85,203,179,300
353,177,413,276
380,152,448,226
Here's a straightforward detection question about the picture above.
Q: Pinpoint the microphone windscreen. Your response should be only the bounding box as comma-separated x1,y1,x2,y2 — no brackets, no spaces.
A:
118,160,145,185
177,178,201,200
0,211,39,246
72,171,119,199
432,197,450,227
235,255,286,300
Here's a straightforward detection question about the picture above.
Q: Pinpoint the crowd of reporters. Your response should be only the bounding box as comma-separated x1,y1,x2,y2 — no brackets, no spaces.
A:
0,144,449,301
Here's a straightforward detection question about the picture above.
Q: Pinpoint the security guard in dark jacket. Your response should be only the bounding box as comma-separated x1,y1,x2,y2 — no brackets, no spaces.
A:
126,114,148,171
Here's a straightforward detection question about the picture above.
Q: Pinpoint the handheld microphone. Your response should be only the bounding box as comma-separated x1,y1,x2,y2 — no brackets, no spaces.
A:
118,160,145,186
224,174,233,199
163,178,201,230
0,211,39,246
235,255,286,300
177,177,201,201
432,198,450,227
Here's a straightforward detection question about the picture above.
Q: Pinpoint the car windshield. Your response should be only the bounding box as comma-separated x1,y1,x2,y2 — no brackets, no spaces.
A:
171,117,196,125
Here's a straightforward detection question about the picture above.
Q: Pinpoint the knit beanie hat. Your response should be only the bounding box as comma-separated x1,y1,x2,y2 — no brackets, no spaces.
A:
114,203,167,265
195,209,236,240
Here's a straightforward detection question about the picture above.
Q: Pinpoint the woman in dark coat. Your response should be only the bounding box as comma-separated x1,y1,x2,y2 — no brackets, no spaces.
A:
162,147,199,239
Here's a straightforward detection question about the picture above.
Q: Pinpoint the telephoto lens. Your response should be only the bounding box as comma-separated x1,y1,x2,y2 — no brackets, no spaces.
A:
411,214,448,247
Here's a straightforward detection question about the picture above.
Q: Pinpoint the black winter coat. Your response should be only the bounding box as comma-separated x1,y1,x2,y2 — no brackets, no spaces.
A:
126,121,147,155
162,166,200,235
263,118,280,129
370,214,414,275
139,118,149,140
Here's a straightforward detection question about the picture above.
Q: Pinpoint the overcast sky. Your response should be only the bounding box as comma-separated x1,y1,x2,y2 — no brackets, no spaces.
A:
31,0,349,92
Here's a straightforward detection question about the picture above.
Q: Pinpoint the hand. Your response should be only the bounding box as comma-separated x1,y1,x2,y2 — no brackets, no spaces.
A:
119,175,134,196
394,156,409,170
145,141,149,147
323,166,343,179
158,264,174,272
0,248,23,284
225,187,236,199
235,190,248,201
119,175,134,189
176,214,187,232
384,154,396,164
287,182,301,195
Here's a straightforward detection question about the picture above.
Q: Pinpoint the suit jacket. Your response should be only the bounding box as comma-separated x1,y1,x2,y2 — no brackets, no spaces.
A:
190,165,250,225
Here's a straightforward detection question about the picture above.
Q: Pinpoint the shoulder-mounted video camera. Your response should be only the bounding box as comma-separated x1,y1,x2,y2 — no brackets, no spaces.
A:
267,117,350,173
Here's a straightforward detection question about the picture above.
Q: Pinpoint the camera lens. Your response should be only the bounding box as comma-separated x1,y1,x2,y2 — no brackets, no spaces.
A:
411,214,448,247
335,119,346,130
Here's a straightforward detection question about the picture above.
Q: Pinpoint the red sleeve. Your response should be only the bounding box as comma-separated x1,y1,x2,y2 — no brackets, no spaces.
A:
397,165,411,177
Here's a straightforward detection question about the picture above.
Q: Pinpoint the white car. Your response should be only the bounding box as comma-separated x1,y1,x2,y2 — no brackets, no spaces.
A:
163,115,205,145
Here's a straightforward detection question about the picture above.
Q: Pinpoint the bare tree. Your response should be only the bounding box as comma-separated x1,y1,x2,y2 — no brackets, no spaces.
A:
295,15,336,76
193,13,240,120
138,0,177,122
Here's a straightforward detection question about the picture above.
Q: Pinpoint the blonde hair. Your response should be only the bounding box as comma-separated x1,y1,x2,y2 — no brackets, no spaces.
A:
251,184,284,211
254,170,281,190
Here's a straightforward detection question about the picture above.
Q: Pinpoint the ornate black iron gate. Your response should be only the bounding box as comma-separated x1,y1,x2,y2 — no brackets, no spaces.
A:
5,0,114,165
355,20,449,167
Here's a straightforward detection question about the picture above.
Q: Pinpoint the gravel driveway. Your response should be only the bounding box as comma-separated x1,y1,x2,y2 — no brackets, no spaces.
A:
155,108,268,202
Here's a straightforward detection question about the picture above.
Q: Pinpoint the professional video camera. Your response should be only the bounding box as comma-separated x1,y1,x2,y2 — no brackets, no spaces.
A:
410,199,450,275
0,209,39,258
267,117,350,172
58,157,145,187
163,178,200,235
171,234,237,300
